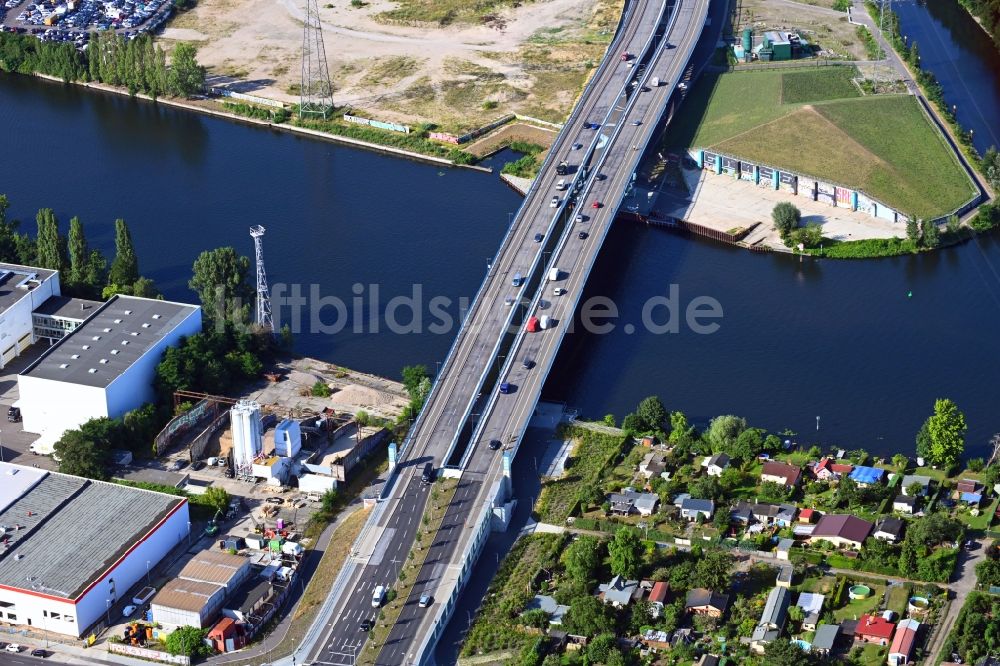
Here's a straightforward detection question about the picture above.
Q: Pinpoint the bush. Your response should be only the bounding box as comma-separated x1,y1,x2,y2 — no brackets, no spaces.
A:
311,380,332,397
771,201,801,237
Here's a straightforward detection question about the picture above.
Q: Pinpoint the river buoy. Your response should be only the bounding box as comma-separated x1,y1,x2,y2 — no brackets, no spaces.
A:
907,291,912,298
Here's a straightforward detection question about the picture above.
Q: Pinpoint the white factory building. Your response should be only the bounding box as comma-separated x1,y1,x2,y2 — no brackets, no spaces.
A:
18,294,202,448
0,462,190,637
0,264,61,367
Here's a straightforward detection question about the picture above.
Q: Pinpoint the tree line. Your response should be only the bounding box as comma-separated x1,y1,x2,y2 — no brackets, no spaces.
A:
0,194,156,299
0,31,204,98
957,0,1000,53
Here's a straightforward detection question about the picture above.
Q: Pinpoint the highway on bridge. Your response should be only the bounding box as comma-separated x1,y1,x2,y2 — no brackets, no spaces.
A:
368,1,711,663
305,0,709,662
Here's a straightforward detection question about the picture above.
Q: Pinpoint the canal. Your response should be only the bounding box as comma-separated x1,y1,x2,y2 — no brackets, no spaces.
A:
2,0,1000,460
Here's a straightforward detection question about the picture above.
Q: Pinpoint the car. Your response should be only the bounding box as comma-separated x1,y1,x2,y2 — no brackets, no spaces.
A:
0,642,7,650
122,605,137,618
572,143,583,150
418,593,433,608
549,196,558,208
31,647,49,656
533,233,544,243
191,460,206,471
170,460,187,471
632,119,642,126
595,173,606,181
578,231,589,240
265,497,284,505
575,214,585,223
7,406,21,422
372,585,387,608
553,287,567,296
6,644,21,653
360,618,373,632
499,382,513,394
224,468,235,478
504,296,515,306
488,439,502,450
591,201,602,209
522,358,534,370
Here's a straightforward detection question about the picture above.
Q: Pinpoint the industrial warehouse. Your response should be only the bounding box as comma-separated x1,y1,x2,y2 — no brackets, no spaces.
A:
18,293,202,449
0,461,190,638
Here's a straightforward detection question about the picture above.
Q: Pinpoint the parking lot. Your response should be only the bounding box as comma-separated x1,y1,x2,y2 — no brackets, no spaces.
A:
1,0,173,46
0,343,51,470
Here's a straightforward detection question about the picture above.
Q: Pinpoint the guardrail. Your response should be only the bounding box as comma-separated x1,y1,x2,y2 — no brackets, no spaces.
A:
290,2,648,662
413,479,503,666
461,0,679,468
434,0,651,468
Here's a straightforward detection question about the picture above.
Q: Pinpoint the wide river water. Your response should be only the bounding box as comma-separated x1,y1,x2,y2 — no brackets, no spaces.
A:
2,0,1000,458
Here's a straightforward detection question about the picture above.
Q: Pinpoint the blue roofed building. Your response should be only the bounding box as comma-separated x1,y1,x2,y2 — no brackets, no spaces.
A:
849,466,885,487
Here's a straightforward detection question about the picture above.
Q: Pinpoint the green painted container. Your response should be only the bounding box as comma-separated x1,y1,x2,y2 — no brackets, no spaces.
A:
742,27,752,52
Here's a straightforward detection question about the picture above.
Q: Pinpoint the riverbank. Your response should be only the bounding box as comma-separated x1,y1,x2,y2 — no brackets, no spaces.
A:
28,72,497,172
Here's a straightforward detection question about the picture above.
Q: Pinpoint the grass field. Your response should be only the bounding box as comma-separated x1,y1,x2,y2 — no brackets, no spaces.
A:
781,66,861,104
670,67,976,219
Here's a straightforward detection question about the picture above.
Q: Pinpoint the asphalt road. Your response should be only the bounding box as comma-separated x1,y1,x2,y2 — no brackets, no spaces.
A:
306,0,677,662
369,0,712,661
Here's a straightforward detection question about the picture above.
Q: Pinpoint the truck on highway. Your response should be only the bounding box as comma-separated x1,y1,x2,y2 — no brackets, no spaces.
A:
556,160,568,176
651,77,660,87
620,51,631,61
372,585,386,607
548,267,561,281
556,179,567,190
539,315,553,329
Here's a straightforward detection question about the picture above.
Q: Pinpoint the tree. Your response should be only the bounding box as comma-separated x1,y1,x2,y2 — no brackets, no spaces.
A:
164,625,211,657
355,409,370,427
922,219,941,248
311,380,332,397
705,415,747,455
916,420,932,461
168,42,205,97
788,222,823,249
401,364,430,400
892,453,908,470
108,218,139,287
787,604,805,622
922,399,967,469
35,208,67,272
764,638,816,666
608,526,642,579
669,410,695,443
906,482,924,497
693,550,733,590
691,475,723,500
586,633,617,663
907,217,920,243
202,486,230,515
54,429,110,479
563,535,602,587
67,216,88,287
189,247,253,325
562,594,614,636
636,395,667,432
967,457,985,473
731,427,765,461
603,414,616,427
772,202,801,237
0,195,21,262
985,146,1000,192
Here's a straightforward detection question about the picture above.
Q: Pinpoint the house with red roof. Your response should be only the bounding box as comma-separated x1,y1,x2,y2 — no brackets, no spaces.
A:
855,614,895,645
799,508,818,523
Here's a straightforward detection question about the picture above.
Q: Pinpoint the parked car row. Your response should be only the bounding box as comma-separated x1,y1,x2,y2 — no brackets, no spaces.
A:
6,0,172,46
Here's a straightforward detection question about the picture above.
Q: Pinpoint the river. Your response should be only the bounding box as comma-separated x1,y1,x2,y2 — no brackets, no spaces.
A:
2,4,1000,458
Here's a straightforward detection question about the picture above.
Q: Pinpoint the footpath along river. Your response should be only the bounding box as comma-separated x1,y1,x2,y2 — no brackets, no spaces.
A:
1,42,1000,456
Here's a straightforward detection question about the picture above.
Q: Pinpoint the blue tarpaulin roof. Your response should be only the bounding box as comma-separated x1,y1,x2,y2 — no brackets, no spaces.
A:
849,466,885,485
960,492,983,503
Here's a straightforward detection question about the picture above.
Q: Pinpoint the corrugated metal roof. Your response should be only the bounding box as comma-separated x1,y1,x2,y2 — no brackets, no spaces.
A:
0,469,184,599
178,550,249,586
151,579,224,613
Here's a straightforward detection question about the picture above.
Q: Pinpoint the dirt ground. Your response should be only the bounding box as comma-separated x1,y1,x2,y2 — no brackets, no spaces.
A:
732,0,867,61
160,0,624,131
